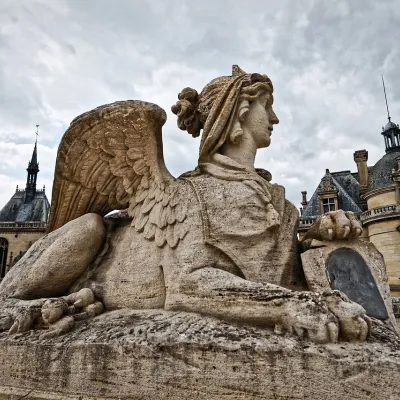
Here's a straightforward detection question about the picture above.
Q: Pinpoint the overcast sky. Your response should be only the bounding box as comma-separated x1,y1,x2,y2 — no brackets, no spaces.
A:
1,0,399,211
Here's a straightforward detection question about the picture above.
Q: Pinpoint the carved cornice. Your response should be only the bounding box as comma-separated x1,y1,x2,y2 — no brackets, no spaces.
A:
360,204,400,225
0,222,47,234
361,185,395,201
318,190,338,198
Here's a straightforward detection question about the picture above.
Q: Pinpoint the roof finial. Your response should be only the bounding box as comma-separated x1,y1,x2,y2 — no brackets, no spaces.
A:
381,75,391,123
35,124,39,144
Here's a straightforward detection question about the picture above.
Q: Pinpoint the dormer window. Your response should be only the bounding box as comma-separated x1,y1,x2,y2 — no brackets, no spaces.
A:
322,197,336,213
317,169,339,214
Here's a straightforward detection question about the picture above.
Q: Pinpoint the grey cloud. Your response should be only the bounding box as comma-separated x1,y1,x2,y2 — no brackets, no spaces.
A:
0,0,399,209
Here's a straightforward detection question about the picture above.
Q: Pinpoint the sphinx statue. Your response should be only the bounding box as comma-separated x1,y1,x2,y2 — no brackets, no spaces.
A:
0,65,379,343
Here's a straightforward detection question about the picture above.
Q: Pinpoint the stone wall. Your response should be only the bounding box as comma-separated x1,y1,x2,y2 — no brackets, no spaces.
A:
367,190,396,209
363,190,400,296
0,230,45,274
0,309,399,400
359,227,369,241
367,219,400,295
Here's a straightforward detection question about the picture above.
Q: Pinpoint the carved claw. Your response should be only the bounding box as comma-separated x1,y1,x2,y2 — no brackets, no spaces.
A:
358,317,369,342
39,315,75,340
323,290,370,342
327,322,339,343
303,210,363,242
293,326,305,337
274,324,283,335
64,288,95,308
8,307,40,335
85,301,104,317
9,315,34,334
73,288,95,308
8,320,19,335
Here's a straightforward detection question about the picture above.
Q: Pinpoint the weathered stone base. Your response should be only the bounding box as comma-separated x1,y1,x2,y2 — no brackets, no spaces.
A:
0,309,399,399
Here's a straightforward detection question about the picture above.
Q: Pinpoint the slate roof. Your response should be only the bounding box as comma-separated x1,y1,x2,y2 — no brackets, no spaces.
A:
384,120,398,131
300,170,366,221
367,150,400,192
0,189,50,223
300,147,400,222
301,113,400,222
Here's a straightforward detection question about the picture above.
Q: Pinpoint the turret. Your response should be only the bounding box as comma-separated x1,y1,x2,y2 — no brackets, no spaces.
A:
382,120,400,154
381,76,400,154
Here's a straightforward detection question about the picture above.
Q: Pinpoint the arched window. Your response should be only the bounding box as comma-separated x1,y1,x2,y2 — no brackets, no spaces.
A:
0,238,8,279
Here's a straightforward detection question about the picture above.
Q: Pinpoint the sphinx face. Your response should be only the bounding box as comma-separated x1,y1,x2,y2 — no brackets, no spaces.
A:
243,93,279,149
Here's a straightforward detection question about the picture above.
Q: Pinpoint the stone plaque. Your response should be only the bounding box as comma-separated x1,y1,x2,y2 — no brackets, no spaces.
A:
326,247,388,320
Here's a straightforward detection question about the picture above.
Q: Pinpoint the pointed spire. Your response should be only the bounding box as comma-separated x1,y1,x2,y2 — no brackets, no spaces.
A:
382,75,391,123
25,126,40,202
29,141,38,169
28,125,39,169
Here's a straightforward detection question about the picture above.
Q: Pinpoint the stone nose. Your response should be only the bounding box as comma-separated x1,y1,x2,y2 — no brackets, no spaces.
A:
270,108,279,125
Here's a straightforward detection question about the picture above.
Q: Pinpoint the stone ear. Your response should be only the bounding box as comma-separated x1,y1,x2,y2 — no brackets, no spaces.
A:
229,99,251,144
238,99,250,122
229,119,243,144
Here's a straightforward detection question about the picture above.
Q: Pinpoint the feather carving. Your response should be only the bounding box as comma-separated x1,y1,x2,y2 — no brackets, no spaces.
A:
47,100,189,249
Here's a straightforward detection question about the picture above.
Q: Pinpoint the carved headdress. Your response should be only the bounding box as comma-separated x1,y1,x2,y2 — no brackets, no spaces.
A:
171,65,274,162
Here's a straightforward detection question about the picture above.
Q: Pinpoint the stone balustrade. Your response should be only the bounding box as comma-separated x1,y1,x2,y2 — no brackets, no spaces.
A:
0,221,47,231
298,217,317,231
360,204,400,225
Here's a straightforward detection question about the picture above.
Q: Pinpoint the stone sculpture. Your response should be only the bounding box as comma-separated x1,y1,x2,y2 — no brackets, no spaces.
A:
0,65,391,345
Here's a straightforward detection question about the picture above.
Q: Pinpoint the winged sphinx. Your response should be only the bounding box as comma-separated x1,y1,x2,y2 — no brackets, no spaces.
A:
0,66,374,343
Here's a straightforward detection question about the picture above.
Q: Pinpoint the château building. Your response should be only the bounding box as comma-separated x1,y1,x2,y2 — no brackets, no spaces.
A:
299,116,400,296
0,139,50,279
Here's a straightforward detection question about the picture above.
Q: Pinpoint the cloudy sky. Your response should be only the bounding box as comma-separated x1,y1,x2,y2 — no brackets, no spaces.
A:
0,0,399,210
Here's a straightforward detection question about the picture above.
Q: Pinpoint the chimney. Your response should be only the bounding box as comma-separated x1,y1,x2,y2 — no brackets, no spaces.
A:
301,191,308,207
354,150,368,188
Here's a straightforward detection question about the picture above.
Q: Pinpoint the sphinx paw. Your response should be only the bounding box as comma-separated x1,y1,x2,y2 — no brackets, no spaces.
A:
40,316,75,340
276,308,339,344
9,305,41,334
303,210,362,242
324,291,371,341
64,288,95,308
63,289,104,320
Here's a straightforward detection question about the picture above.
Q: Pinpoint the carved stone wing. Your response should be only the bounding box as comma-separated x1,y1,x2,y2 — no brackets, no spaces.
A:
48,100,188,248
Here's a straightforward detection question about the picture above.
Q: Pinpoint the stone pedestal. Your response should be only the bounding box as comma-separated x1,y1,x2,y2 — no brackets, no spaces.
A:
301,240,396,328
0,309,399,399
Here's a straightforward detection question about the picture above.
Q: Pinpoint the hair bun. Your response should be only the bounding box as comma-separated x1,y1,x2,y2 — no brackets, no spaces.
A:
171,87,201,138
